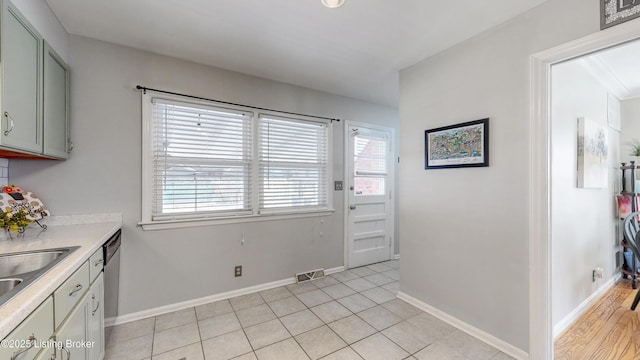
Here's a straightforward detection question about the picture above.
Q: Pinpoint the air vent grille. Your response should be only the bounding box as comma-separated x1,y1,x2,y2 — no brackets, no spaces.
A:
296,268,325,283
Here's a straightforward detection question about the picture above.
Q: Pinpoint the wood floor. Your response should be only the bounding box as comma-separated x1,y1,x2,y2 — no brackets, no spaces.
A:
555,280,640,360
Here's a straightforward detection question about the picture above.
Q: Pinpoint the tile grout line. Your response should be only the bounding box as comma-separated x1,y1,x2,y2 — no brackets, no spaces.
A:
107,261,420,360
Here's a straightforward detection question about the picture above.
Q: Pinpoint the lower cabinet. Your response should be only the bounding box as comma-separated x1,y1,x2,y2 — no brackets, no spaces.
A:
55,264,104,360
86,273,104,360
54,299,85,360
0,296,53,360
1,247,105,360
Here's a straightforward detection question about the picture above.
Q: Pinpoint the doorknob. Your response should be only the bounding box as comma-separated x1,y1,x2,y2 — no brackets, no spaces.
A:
350,205,356,210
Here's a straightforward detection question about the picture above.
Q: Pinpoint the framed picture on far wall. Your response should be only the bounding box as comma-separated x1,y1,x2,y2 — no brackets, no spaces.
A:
577,117,609,188
424,118,489,169
601,0,640,29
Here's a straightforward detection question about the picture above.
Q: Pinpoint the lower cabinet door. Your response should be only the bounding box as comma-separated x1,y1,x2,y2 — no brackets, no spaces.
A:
86,273,104,360
55,301,87,360
0,297,54,360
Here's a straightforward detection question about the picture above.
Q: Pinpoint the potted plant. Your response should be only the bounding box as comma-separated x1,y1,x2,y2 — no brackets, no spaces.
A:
629,139,640,159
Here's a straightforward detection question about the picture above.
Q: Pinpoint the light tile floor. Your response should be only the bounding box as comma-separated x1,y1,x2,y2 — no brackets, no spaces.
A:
105,260,514,360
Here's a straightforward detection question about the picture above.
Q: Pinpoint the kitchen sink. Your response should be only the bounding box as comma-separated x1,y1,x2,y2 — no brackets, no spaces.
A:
0,278,22,297
0,250,67,278
0,247,79,306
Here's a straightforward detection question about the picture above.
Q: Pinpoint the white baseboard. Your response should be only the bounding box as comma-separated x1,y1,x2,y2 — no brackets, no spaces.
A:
108,265,345,327
397,292,529,360
325,265,345,275
553,273,620,338
393,254,400,260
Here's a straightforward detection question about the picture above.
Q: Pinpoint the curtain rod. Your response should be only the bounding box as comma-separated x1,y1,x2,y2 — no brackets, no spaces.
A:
135,85,340,122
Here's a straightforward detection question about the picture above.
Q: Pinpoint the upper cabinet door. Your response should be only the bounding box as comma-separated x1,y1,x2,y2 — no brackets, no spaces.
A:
43,41,69,159
1,2,43,153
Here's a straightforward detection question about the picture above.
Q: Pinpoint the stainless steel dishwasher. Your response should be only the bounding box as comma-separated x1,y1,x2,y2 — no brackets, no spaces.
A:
103,229,121,344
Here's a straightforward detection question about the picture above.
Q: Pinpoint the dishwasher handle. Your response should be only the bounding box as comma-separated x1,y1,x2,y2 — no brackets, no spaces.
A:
103,229,121,265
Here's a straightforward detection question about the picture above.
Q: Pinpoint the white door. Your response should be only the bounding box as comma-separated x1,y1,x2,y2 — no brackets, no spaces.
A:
346,123,394,268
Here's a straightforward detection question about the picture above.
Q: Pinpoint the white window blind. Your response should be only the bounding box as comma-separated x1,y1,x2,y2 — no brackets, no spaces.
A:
259,115,329,212
151,98,252,220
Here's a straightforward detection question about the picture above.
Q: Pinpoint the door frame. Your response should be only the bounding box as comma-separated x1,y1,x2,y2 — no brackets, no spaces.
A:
530,21,640,360
343,120,396,269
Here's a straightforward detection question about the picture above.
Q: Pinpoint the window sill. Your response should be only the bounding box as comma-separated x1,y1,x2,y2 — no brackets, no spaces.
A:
138,209,335,231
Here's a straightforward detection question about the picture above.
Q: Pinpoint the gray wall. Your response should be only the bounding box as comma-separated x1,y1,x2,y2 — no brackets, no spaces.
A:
398,0,599,351
10,35,398,316
550,59,619,331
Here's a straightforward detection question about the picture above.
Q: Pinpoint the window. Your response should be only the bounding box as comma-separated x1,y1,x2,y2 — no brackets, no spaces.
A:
353,133,387,196
141,94,332,228
259,115,329,212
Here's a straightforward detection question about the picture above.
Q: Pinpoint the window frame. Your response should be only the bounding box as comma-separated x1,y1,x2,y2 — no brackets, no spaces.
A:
140,93,334,230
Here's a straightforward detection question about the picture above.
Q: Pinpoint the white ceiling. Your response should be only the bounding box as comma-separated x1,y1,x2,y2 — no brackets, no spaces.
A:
45,0,547,107
582,40,640,100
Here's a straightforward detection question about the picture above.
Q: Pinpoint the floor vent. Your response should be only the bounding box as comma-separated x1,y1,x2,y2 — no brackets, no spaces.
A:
296,268,325,283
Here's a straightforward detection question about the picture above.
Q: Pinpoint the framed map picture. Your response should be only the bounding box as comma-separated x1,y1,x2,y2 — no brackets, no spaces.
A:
424,118,489,170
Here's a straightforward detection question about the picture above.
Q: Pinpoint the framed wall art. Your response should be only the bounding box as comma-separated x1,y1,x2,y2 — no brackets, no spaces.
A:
601,0,640,29
424,118,489,170
577,117,609,188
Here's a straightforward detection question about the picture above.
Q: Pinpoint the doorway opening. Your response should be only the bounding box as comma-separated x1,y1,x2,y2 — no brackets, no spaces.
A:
530,21,640,360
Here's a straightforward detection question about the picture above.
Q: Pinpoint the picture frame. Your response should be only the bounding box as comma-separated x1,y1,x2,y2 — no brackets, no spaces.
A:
424,118,489,170
601,0,640,30
577,117,608,188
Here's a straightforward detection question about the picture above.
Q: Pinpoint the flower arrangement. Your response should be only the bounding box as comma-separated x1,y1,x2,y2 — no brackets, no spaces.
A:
0,184,34,233
0,208,33,233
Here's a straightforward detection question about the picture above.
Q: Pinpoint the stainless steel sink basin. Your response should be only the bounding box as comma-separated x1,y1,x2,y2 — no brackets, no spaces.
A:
0,278,22,297
0,247,78,306
0,250,66,278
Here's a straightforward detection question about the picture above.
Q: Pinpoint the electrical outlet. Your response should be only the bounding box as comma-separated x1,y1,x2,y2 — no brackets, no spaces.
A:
592,267,604,282
235,265,242,277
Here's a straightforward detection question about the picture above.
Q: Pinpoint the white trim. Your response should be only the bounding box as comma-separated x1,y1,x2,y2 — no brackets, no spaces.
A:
106,265,345,327
140,92,153,223
553,274,620,338
397,292,528,360
529,19,640,360
139,209,335,231
343,121,396,269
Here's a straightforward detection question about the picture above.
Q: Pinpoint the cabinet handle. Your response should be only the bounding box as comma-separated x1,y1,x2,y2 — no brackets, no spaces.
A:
67,138,74,153
93,259,104,267
69,284,83,296
61,346,71,360
3,112,14,136
91,293,100,315
10,334,36,360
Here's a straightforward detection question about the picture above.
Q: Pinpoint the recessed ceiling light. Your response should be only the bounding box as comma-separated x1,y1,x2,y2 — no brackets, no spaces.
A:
321,0,345,8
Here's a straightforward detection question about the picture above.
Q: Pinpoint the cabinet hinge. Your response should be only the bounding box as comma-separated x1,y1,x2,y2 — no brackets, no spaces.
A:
67,138,74,153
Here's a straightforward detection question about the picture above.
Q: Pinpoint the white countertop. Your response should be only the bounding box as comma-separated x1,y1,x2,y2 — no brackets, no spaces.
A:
0,214,122,340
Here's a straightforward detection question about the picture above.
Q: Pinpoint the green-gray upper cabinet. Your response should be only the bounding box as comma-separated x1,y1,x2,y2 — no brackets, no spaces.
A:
43,41,70,159
0,0,43,154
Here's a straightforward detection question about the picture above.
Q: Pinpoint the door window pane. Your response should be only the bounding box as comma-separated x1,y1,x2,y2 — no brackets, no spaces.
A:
353,134,387,196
